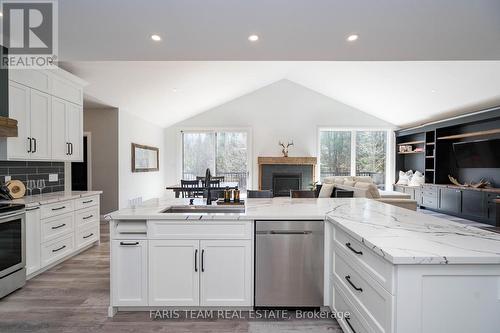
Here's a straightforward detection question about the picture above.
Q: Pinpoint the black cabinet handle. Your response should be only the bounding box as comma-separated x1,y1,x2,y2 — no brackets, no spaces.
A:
27,137,32,153
345,242,363,255
201,249,205,272
345,315,357,333
345,275,363,292
82,215,93,220
66,142,70,155
120,241,139,246
52,245,66,253
32,138,37,153
194,249,198,272
26,206,40,211
83,200,93,204
51,223,66,230
70,142,73,155
51,206,66,211
83,233,94,239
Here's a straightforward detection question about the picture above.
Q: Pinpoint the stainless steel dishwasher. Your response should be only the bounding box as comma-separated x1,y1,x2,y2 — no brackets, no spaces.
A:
255,220,324,307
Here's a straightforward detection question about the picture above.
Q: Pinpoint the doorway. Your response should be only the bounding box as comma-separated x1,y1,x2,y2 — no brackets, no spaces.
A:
71,133,92,191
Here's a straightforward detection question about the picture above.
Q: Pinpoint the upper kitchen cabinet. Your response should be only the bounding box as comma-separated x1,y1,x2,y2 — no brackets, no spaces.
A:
0,68,86,161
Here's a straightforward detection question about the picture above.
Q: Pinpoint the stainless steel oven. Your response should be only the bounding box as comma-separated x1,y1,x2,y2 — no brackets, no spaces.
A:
0,204,26,299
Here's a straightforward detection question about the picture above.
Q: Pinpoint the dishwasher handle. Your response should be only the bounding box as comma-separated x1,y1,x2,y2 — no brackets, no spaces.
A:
256,230,313,235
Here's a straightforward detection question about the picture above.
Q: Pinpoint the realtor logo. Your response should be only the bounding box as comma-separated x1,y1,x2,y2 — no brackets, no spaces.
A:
1,0,58,68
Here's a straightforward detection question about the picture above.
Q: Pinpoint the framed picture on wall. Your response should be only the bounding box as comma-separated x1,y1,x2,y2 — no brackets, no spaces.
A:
131,143,159,172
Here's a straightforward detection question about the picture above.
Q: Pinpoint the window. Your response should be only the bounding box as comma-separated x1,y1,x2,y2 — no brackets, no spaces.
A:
319,129,389,189
182,131,249,190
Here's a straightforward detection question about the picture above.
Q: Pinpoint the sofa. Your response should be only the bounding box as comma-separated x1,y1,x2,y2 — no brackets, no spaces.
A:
322,176,418,211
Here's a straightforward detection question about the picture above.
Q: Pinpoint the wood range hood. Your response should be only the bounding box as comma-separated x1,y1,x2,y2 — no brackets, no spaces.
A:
0,116,18,137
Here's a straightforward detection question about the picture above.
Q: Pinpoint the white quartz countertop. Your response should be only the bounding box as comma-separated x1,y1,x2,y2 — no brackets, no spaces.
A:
1,190,102,207
107,197,500,265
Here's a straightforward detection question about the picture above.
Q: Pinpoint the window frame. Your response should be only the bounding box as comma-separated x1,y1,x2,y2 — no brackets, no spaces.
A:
317,127,394,189
178,127,253,187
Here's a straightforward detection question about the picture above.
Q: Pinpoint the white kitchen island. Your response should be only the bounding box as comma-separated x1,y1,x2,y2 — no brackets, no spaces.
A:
107,197,500,333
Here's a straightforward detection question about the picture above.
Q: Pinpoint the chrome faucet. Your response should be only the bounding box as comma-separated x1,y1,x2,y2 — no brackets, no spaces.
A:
205,168,212,205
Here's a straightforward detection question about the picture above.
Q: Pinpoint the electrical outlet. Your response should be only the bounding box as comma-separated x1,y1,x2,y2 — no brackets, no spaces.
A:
4,175,11,182
49,174,58,182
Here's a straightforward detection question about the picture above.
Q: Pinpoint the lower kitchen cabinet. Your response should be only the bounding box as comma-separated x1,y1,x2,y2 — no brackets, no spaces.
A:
200,239,252,306
25,207,42,276
461,190,485,219
148,240,200,306
111,240,148,306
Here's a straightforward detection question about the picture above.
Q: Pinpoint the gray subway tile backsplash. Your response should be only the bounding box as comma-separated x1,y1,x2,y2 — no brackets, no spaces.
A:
0,161,65,195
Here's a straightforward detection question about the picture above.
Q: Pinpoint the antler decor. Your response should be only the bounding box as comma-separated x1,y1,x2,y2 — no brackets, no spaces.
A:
279,140,294,157
448,175,491,188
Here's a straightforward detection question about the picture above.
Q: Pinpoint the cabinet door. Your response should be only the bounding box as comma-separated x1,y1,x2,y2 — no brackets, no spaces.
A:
29,89,51,160
404,187,415,200
25,207,41,276
7,82,30,159
111,240,148,306
200,240,252,306
461,190,485,219
439,188,461,214
50,97,68,160
66,102,83,161
149,240,199,306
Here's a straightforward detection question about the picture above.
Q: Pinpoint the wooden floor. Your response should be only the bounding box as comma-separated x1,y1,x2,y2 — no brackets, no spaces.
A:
0,223,341,333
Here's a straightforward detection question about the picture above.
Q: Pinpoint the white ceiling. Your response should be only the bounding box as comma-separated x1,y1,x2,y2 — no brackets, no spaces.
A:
61,61,500,128
58,0,500,61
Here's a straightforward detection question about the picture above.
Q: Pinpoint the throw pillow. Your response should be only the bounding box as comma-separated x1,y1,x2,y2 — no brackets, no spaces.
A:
409,171,425,186
318,183,335,198
396,170,413,185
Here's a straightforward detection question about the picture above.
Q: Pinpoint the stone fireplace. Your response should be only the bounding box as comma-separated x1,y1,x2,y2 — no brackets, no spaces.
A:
258,157,317,197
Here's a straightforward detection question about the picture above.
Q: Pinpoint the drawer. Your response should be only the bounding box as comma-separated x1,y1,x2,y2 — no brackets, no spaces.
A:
148,220,252,239
41,233,74,267
487,193,500,204
75,206,99,227
334,286,374,333
333,226,394,292
41,212,74,243
41,200,74,219
74,195,99,210
422,196,438,209
76,222,99,249
9,69,51,93
334,251,393,333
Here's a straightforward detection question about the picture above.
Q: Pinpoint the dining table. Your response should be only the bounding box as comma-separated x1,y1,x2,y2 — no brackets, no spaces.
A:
166,181,239,198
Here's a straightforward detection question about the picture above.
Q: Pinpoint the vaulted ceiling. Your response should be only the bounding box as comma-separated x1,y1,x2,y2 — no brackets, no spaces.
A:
62,61,500,128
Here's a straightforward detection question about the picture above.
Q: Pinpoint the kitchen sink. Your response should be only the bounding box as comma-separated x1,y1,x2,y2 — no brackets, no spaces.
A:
161,205,245,214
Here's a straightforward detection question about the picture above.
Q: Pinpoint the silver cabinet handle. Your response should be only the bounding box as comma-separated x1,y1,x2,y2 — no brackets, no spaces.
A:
120,241,139,246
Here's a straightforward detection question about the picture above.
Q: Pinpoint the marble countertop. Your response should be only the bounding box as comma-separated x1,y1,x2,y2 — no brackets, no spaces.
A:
1,190,102,207
107,197,500,265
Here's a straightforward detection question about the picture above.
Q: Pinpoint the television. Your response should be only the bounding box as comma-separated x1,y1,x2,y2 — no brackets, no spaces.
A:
453,138,500,168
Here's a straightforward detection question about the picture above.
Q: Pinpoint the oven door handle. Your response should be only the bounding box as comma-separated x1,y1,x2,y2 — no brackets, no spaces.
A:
0,211,26,222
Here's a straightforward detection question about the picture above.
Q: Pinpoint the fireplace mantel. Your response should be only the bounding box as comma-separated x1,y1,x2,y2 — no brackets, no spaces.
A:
258,156,317,165
258,156,317,191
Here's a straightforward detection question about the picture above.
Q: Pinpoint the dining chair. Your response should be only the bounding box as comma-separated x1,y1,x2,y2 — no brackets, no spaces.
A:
247,190,273,198
181,179,200,198
290,190,316,198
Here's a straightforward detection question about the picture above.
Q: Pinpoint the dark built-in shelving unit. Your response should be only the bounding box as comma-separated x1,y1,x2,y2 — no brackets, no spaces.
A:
395,106,500,226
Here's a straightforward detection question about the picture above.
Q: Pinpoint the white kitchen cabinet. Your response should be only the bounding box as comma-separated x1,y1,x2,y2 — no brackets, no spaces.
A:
25,206,42,276
6,81,30,159
50,97,83,161
66,102,83,161
200,240,253,306
29,89,52,160
148,239,200,306
1,68,85,161
111,240,148,306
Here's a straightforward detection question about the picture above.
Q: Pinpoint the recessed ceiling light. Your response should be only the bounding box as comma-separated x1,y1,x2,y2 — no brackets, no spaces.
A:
248,34,259,42
172,88,178,93
346,34,359,42
431,89,437,93
151,34,161,41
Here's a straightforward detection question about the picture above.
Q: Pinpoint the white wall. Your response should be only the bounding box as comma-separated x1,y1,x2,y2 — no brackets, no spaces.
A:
164,80,395,190
83,108,119,214
119,110,165,208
